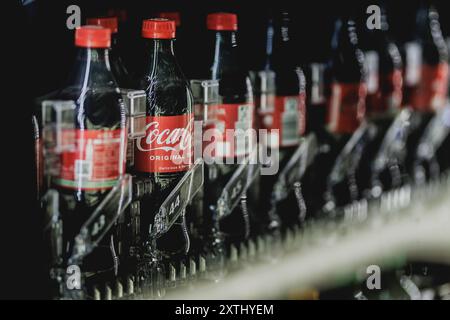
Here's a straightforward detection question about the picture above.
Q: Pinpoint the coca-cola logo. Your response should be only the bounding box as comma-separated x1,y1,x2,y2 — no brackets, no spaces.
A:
136,117,193,153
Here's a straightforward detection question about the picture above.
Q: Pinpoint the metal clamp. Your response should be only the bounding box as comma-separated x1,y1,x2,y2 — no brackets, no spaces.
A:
215,149,260,221
149,159,204,241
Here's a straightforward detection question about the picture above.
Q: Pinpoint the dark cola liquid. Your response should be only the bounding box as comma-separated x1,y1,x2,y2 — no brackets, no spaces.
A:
110,34,133,89
137,39,193,254
55,48,126,267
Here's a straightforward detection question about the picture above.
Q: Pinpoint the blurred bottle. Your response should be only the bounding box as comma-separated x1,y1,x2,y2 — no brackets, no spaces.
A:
259,11,306,157
413,0,450,182
297,4,333,218
135,19,194,254
52,26,127,265
253,10,306,229
372,2,448,191
203,13,256,241
86,17,133,88
311,10,367,213
327,4,404,203
409,3,448,113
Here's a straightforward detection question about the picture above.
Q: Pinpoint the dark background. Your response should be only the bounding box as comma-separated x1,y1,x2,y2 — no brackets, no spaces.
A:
3,0,450,299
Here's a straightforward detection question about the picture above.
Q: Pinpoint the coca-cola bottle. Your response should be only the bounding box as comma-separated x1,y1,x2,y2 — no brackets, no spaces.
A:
316,10,367,213
53,26,127,263
412,2,450,182
404,2,448,172
330,4,404,201
259,11,306,157
300,54,330,218
372,2,448,191
203,13,256,240
254,10,306,228
86,17,133,88
134,19,193,253
409,3,448,113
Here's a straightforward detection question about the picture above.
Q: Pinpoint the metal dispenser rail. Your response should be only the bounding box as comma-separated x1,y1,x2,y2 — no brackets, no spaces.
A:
270,134,318,223
133,158,204,300
371,109,413,192
166,171,450,300
215,148,260,235
148,159,204,250
324,122,372,211
69,176,132,264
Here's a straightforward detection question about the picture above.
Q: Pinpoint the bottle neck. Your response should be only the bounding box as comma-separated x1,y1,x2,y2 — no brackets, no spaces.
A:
331,17,365,82
143,39,176,75
210,30,239,80
332,18,359,51
67,47,116,88
146,38,176,55
416,5,448,60
266,13,295,70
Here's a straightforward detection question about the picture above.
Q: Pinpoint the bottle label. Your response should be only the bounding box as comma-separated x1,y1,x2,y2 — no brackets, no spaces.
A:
135,114,193,173
367,70,403,115
258,95,306,147
55,129,126,190
327,82,367,134
411,63,449,111
207,103,255,158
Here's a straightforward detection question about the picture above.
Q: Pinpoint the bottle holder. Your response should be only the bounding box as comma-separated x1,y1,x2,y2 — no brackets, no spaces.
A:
325,122,372,207
214,148,260,221
36,92,450,299
414,104,450,183
121,89,147,167
371,109,412,190
270,134,318,220
149,159,204,247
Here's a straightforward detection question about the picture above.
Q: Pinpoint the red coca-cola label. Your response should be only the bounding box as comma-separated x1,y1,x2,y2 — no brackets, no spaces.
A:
327,82,367,134
208,103,255,158
366,70,403,115
55,129,126,190
410,63,449,111
258,95,306,147
135,114,193,173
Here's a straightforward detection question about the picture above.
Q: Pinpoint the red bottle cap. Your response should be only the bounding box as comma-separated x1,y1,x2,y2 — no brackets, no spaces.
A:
158,12,181,27
86,17,119,34
207,13,238,31
142,19,176,39
75,26,111,48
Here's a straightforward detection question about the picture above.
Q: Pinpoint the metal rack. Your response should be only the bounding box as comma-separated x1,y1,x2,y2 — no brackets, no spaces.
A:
166,173,450,299
38,93,450,300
